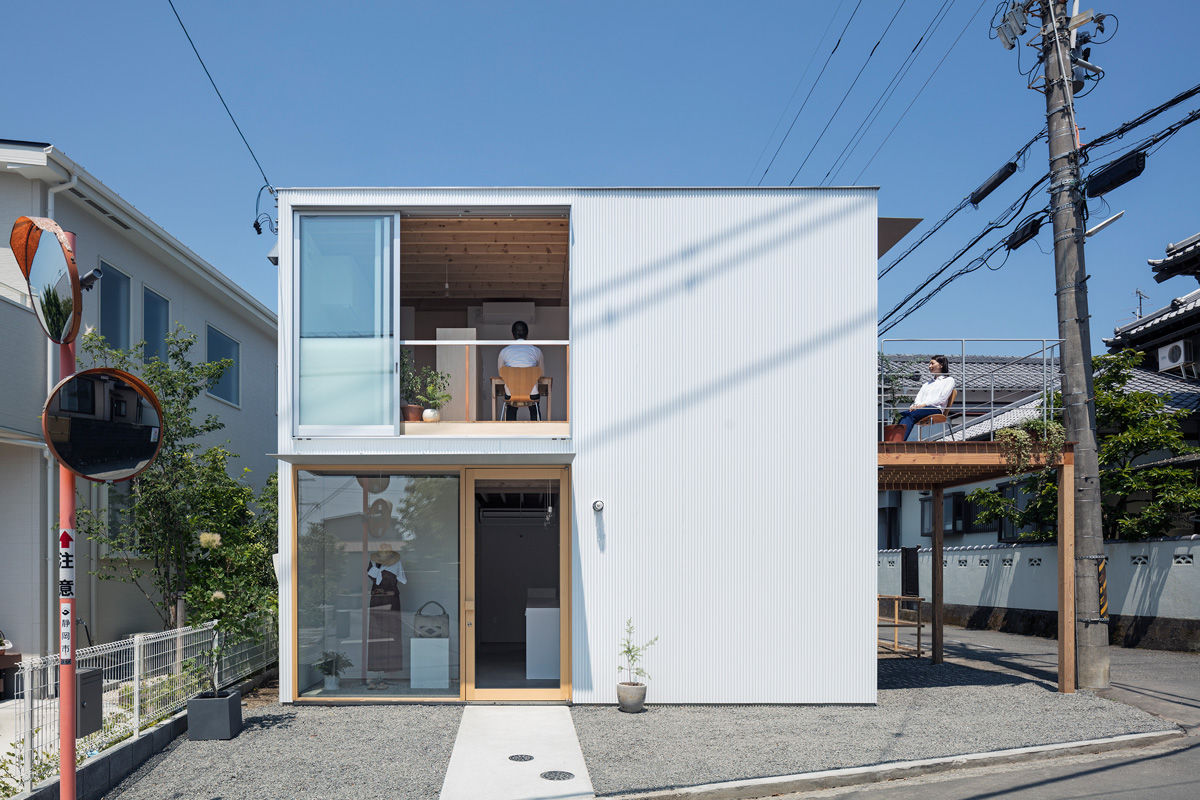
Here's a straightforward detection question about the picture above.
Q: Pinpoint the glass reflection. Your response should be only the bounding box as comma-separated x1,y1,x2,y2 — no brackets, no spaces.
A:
27,228,77,342
44,369,162,482
297,471,460,698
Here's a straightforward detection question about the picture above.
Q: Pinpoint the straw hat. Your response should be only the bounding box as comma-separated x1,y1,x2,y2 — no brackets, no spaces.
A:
371,545,402,566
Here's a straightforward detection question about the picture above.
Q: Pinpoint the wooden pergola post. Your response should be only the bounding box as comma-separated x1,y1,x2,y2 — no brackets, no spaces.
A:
878,442,1076,692
931,485,944,664
1057,455,1076,693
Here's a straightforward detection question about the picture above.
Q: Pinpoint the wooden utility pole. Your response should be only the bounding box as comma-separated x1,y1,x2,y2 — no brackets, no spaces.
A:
1038,0,1109,688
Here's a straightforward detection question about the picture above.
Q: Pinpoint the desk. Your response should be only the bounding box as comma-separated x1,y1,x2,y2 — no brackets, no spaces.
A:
490,376,552,420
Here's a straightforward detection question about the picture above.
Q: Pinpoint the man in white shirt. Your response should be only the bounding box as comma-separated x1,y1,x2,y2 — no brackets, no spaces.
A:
498,320,544,421
897,355,955,440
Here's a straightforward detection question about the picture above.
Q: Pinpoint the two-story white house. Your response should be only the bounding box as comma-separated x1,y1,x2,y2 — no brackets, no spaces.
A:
0,139,277,656
273,187,906,704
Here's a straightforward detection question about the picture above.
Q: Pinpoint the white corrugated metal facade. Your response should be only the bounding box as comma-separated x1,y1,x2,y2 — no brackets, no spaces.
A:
275,187,878,704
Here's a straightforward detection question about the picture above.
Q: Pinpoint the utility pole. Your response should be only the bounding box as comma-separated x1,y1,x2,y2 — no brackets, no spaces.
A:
1038,0,1109,688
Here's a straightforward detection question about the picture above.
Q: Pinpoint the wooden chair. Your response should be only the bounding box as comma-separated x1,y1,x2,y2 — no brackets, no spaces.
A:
499,366,543,420
915,388,957,441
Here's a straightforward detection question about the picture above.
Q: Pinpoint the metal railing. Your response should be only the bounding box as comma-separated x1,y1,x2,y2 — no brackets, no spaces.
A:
1,621,276,798
878,338,1063,442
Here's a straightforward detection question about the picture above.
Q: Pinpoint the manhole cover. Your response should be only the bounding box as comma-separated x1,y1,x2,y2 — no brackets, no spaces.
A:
508,754,534,762
541,771,575,781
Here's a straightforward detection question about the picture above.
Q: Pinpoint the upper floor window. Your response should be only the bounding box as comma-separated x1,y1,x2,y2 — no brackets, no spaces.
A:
297,214,394,429
206,324,240,406
143,287,169,362
99,261,130,350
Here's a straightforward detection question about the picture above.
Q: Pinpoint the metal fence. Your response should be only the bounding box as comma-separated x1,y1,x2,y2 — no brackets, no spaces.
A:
1,621,276,797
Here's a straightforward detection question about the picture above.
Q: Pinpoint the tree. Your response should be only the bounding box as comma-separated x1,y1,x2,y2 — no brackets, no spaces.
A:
968,350,1200,541
77,326,277,629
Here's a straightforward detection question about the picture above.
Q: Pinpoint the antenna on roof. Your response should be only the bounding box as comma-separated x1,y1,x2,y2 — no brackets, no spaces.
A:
1134,288,1149,319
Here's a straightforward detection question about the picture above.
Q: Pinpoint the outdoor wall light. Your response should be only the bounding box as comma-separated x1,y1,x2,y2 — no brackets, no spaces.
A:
592,500,604,512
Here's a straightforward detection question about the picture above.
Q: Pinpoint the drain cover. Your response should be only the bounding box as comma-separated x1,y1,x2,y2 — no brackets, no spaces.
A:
508,754,534,762
541,771,575,781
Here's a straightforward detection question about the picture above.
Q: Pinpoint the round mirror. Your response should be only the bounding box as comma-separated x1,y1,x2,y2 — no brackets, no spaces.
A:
9,216,82,344
42,368,163,482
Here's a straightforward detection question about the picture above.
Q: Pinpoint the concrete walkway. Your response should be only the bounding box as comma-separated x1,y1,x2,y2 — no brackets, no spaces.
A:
439,706,595,800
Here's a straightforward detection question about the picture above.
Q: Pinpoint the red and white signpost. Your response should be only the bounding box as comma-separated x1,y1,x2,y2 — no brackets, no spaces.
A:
57,245,78,800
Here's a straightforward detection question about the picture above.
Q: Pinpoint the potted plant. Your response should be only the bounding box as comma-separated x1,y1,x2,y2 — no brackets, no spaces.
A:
416,365,452,422
186,625,244,740
616,618,658,713
399,349,424,422
315,651,353,691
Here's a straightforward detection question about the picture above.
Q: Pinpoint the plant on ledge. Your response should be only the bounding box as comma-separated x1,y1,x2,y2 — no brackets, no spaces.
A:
995,417,1067,476
416,365,452,410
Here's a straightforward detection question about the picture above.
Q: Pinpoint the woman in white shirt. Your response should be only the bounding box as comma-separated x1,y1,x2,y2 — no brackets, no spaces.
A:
897,355,955,440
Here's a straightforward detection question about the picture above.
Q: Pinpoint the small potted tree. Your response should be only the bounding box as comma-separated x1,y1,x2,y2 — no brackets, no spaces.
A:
315,651,353,691
416,365,452,422
616,618,658,713
399,349,424,422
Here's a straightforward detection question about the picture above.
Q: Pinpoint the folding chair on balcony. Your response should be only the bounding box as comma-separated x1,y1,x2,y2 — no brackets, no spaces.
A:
915,389,957,441
499,366,543,421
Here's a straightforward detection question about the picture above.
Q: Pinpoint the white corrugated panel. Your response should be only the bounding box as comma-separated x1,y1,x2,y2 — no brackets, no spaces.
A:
275,187,877,703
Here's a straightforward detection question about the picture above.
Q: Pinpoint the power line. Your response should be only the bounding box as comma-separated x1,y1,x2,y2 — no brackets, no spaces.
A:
853,0,988,184
1081,81,1200,156
823,0,955,185
879,129,1045,280
786,0,910,185
746,0,848,183
879,171,1048,327
166,0,274,193
756,0,865,185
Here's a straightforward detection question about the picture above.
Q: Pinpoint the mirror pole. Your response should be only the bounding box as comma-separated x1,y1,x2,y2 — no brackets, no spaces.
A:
57,234,77,800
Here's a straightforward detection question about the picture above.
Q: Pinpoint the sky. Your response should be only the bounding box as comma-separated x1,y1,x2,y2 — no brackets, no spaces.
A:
6,0,1200,357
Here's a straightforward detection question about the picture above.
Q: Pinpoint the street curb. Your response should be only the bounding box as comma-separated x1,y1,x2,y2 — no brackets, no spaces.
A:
11,666,277,800
602,729,1185,800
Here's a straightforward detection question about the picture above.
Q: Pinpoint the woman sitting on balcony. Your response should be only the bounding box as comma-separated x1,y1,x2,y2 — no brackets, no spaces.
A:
897,355,955,440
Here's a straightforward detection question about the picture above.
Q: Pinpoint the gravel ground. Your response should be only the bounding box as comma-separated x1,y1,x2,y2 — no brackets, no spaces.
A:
572,660,1179,796
104,702,463,800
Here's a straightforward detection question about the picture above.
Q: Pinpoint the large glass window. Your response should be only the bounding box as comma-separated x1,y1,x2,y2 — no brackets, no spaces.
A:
99,262,130,350
298,215,394,428
206,325,240,405
143,287,169,363
297,471,460,698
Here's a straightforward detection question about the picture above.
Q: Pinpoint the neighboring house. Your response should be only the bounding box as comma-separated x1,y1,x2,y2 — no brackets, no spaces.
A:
274,187,910,705
0,139,277,655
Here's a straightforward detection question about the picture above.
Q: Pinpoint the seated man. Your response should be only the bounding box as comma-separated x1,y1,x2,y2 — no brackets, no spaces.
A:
498,320,544,421
897,355,955,440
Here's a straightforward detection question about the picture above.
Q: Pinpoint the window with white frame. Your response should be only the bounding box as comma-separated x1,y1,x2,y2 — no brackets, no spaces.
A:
206,324,240,405
296,214,394,429
99,261,130,350
143,286,170,362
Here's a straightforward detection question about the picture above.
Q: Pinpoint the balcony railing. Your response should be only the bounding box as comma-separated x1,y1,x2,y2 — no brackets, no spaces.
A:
878,338,1063,442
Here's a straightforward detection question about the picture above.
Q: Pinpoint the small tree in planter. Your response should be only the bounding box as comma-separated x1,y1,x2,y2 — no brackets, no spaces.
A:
617,618,658,713
416,366,452,422
315,651,353,691
399,349,424,422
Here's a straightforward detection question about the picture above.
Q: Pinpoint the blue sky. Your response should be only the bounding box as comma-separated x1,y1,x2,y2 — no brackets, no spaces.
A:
7,1,1199,355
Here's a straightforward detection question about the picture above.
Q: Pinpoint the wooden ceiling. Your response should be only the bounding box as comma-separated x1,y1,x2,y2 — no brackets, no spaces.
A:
400,217,569,308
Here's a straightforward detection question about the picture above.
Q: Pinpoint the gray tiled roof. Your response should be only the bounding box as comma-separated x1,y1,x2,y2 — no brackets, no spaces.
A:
941,367,1200,441
1110,287,1200,340
882,353,1061,392
1149,233,1200,284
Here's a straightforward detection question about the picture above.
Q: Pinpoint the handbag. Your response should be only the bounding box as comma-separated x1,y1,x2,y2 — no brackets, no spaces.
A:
413,601,450,638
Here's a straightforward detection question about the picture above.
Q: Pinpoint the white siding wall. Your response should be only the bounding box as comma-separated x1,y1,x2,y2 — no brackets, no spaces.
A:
276,187,878,703
0,444,46,653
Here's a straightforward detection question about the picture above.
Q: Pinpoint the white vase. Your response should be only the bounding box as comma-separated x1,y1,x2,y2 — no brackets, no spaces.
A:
422,408,441,422
323,675,339,691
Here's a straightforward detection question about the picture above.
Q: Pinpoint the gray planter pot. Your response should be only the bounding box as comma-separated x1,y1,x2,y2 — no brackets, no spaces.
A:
616,682,647,713
187,690,243,740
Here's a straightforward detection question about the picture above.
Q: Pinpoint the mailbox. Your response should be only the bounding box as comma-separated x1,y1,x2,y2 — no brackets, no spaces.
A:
76,668,102,738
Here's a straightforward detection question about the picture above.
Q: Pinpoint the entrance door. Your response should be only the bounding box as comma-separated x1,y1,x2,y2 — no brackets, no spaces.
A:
463,468,570,701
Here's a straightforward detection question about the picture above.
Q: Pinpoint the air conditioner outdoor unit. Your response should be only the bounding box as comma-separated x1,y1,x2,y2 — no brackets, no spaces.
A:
1158,340,1194,371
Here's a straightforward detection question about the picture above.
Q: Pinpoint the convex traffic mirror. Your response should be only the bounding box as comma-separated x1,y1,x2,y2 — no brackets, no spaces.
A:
10,216,82,344
42,368,163,482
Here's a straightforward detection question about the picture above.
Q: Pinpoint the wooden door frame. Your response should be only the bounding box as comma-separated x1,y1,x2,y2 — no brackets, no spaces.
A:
463,466,572,702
